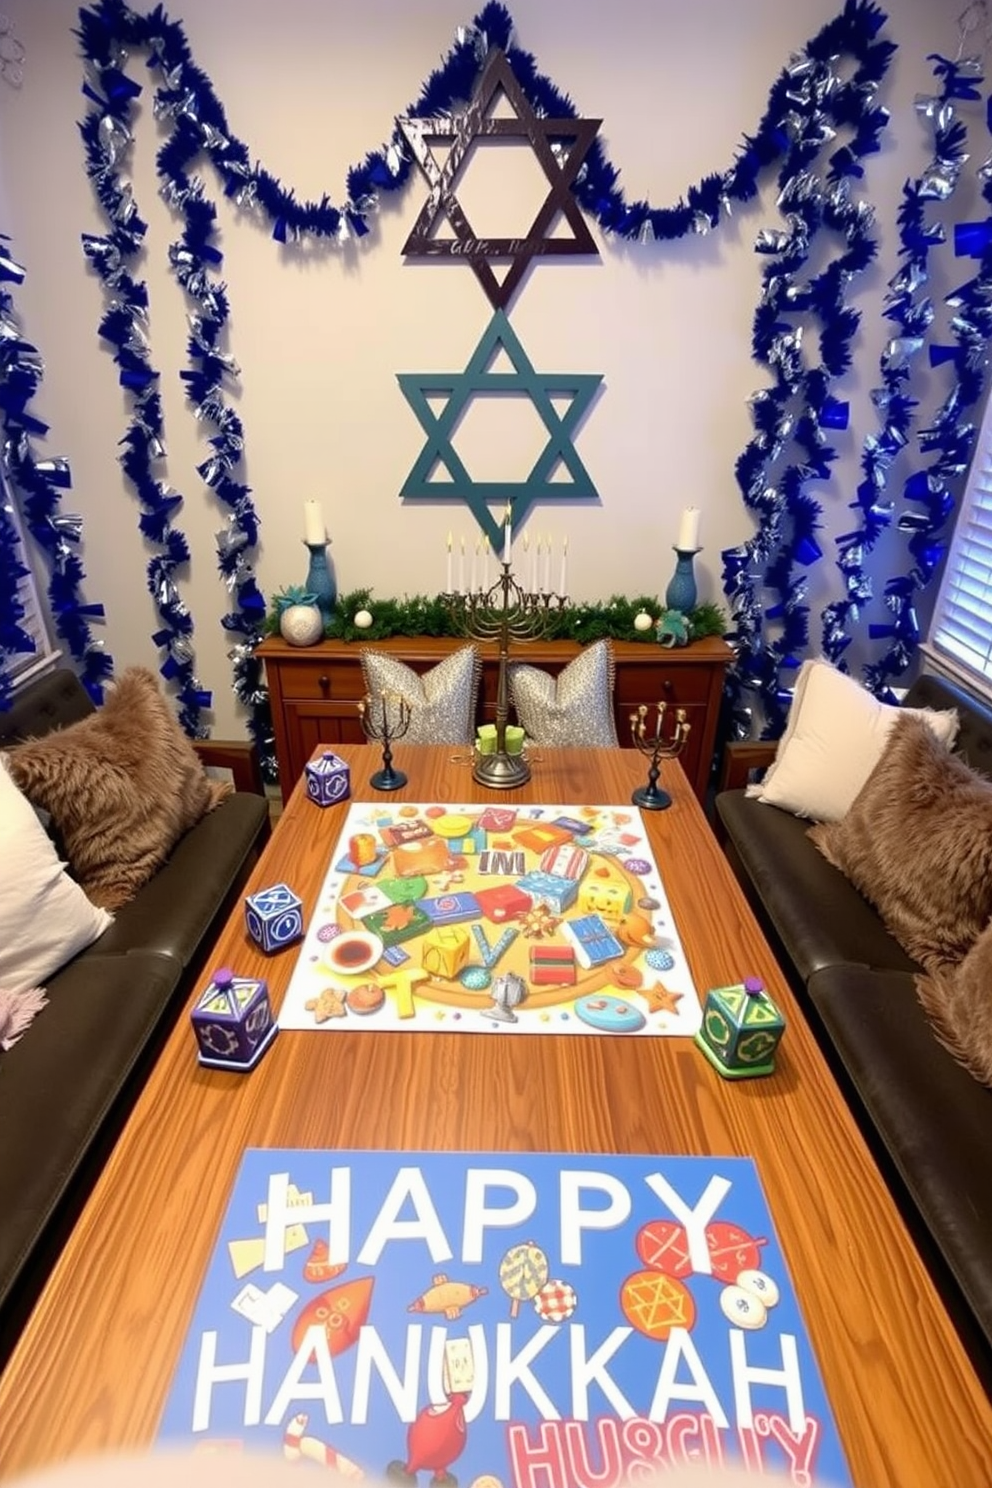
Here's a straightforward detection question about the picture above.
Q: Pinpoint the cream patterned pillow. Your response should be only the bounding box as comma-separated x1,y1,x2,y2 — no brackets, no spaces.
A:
748,658,960,823
360,645,481,745
508,639,619,748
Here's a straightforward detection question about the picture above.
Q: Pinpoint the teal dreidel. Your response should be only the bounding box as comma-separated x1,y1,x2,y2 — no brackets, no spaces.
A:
694,976,785,1078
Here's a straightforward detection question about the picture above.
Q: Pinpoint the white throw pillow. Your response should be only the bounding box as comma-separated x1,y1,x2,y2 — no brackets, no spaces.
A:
0,755,112,993
747,658,960,823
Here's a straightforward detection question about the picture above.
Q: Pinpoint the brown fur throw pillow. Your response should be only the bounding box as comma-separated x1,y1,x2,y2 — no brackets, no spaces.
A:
3,667,230,910
917,921,992,1089
808,712,992,971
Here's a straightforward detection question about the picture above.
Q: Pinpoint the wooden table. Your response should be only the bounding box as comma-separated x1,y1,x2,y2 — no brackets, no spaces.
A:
1,746,990,1485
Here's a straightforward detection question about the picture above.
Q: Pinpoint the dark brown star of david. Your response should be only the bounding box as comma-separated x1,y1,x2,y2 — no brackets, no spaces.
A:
397,48,602,311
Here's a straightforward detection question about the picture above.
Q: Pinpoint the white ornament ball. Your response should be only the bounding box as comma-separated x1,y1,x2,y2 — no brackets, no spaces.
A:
354,608,374,630
633,611,654,632
279,603,323,647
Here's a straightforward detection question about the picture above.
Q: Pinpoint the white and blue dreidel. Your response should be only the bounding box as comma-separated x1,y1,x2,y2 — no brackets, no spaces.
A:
694,976,785,1079
245,881,304,953
305,750,351,807
190,966,278,1072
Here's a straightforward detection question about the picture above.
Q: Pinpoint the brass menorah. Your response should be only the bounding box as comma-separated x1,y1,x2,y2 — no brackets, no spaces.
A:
357,690,412,791
629,701,691,810
446,561,567,789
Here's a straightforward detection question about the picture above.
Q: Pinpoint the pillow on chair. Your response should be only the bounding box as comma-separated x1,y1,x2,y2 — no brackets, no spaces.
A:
508,639,619,748
360,645,481,745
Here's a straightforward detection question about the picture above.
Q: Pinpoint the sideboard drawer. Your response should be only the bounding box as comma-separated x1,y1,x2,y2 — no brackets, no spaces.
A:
275,658,364,701
613,664,714,708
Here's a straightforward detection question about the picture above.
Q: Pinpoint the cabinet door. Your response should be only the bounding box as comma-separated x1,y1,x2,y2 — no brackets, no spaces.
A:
281,702,365,801
613,665,718,802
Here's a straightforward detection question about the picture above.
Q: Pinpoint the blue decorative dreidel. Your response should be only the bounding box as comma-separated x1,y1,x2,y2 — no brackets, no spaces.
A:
695,976,785,1079
245,882,304,953
305,750,351,807
191,966,277,1072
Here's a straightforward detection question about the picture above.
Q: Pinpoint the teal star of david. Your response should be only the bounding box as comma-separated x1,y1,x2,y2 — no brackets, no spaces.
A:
397,310,602,551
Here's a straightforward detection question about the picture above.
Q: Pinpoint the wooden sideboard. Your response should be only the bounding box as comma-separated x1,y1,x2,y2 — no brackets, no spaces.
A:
259,634,733,804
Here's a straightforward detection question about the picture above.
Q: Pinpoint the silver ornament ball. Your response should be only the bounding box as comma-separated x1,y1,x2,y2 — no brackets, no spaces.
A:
279,603,323,647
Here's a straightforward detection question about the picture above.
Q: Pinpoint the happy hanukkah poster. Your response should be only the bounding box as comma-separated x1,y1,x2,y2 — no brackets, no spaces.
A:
157,1149,851,1486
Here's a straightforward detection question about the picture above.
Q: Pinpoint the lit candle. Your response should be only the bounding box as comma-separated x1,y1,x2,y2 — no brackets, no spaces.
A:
483,533,490,591
559,535,568,597
524,533,533,594
459,536,466,595
446,531,453,594
303,499,325,547
677,506,701,552
503,503,512,565
543,533,551,593
471,539,479,594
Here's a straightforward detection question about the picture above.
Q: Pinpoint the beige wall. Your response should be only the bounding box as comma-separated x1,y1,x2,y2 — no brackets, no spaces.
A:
0,0,975,733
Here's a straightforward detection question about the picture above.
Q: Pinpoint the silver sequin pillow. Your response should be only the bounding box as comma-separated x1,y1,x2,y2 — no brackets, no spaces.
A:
508,639,619,748
360,645,481,745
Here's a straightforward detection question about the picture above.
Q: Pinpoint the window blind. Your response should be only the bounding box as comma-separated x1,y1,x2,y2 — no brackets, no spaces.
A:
929,387,992,685
2,477,55,688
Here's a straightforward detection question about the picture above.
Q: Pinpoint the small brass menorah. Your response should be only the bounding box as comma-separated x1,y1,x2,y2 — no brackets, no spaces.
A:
358,690,412,791
629,701,691,810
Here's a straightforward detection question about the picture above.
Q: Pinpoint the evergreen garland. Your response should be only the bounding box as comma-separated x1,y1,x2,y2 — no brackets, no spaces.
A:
267,592,727,646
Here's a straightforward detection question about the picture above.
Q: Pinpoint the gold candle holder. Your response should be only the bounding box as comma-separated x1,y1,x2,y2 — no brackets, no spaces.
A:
629,701,691,810
357,690,412,791
445,562,567,789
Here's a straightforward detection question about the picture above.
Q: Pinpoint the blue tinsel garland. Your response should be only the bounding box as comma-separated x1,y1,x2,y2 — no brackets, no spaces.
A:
862,59,992,696
720,9,894,738
0,233,113,708
818,52,984,681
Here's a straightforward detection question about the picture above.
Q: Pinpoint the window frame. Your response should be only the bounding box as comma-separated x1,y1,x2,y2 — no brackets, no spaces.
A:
924,386,992,704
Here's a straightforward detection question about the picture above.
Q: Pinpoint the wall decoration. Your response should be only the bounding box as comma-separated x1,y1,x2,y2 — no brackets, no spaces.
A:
0,233,112,708
398,47,601,312
73,0,928,758
819,48,985,679
861,53,992,695
720,10,895,738
398,310,601,551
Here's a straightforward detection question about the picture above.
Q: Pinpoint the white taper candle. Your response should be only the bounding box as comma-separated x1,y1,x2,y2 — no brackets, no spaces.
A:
677,506,701,551
303,500,325,546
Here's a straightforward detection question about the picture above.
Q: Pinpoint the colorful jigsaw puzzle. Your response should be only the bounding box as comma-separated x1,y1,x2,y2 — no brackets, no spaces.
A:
278,802,700,1036
157,1148,852,1486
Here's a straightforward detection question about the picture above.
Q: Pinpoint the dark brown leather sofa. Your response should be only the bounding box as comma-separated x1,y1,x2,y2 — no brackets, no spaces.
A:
0,668,271,1363
715,672,992,1373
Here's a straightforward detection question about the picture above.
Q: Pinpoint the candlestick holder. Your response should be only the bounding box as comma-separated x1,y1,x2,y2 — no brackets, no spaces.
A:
304,540,337,622
629,701,691,811
665,546,701,615
445,563,567,789
357,691,411,791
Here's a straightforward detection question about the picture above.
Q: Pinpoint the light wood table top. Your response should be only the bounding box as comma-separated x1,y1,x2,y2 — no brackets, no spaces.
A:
1,745,990,1484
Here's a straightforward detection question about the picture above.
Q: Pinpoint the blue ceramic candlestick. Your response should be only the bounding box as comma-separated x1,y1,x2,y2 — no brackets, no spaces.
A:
304,541,336,621
665,547,701,614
